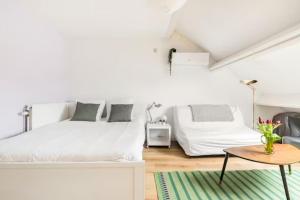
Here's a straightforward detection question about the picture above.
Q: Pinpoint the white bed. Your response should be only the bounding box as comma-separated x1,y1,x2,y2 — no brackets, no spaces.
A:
0,120,145,162
174,105,261,156
0,102,145,200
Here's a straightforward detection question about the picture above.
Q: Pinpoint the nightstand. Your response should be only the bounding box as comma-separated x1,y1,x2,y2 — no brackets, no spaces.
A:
146,123,171,148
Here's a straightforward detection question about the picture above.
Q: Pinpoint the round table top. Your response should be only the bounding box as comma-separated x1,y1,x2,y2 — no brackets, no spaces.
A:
224,144,300,165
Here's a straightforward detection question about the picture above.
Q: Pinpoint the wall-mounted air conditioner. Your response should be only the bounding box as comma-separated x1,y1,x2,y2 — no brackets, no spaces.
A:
172,52,210,66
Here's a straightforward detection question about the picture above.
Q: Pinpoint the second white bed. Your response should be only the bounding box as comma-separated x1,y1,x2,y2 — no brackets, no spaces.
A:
174,105,261,156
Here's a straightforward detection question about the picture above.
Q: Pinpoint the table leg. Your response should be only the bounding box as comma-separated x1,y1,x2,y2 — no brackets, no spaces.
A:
279,165,290,200
288,165,292,175
219,153,229,184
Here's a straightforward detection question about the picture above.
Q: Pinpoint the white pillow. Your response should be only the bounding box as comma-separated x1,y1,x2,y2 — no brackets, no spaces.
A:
174,105,245,131
73,99,106,121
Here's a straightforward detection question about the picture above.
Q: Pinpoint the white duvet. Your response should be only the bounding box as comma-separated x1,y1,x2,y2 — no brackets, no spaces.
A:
0,120,145,162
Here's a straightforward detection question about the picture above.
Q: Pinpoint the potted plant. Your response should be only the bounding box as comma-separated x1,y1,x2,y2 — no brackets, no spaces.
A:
257,117,282,154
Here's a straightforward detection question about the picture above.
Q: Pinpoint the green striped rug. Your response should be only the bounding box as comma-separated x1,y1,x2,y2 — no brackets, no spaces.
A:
154,170,300,200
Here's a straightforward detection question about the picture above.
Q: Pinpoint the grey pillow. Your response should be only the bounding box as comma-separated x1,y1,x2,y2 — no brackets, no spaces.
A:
189,104,234,122
71,102,100,122
108,104,133,122
288,116,300,137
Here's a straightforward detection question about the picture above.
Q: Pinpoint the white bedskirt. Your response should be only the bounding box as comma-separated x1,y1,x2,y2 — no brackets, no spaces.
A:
176,126,261,156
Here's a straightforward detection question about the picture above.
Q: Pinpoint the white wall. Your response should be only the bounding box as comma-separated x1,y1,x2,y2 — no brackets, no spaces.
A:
228,39,300,119
0,1,254,139
66,34,253,127
0,1,69,139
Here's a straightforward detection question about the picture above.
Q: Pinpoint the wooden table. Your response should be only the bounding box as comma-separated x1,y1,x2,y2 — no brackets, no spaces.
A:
219,144,300,200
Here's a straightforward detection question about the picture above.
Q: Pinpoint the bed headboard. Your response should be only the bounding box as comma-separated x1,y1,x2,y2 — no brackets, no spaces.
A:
29,102,76,130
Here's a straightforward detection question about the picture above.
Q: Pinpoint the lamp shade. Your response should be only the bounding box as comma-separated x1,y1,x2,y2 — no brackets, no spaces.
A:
153,0,187,14
240,80,258,85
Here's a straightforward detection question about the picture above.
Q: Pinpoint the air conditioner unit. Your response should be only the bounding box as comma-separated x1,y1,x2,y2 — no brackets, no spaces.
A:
172,52,210,66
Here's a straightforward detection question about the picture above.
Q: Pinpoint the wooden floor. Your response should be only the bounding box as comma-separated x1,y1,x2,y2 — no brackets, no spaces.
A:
144,143,300,200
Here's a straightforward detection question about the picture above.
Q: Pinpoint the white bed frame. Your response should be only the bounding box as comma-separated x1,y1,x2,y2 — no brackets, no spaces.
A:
0,103,145,200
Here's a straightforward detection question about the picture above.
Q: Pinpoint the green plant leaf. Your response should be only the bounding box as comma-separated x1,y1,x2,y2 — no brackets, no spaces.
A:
272,133,281,142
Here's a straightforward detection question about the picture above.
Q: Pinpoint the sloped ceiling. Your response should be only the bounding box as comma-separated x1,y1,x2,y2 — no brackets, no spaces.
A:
228,40,300,106
175,0,300,60
20,0,172,38
15,0,300,107
174,0,300,108
229,40,300,94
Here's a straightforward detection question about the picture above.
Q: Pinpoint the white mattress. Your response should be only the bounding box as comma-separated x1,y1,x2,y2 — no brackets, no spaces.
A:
174,106,261,156
0,119,145,162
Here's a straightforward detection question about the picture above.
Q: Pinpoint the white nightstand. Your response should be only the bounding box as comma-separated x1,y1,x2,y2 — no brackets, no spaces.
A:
146,123,171,148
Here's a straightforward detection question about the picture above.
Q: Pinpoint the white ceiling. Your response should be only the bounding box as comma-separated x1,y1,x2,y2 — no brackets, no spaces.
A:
20,0,172,38
176,0,300,60
20,0,300,51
